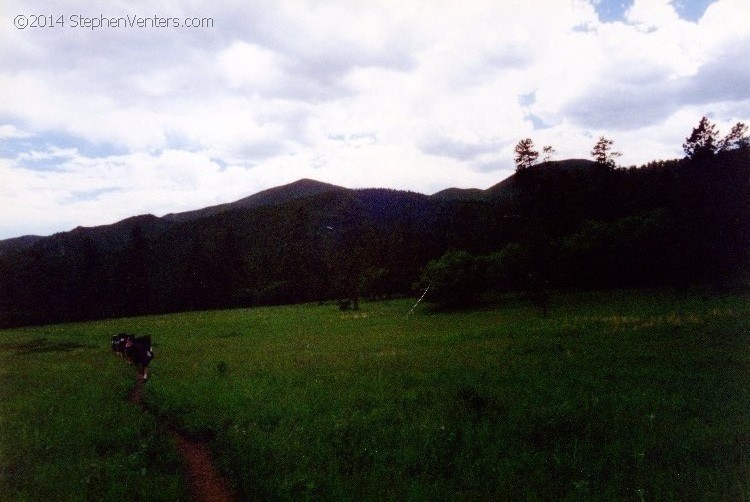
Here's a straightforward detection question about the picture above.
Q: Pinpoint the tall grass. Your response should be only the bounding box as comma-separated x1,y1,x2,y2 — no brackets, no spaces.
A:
0,327,186,501
2,291,749,500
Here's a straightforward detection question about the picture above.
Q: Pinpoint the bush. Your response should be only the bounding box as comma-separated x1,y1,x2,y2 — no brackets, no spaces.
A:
420,250,485,309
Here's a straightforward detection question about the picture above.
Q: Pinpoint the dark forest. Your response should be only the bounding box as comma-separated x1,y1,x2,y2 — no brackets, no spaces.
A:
1,119,748,327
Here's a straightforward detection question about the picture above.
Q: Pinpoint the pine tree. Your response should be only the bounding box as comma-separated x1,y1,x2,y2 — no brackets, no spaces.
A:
514,138,539,171
719,122,749,151
683,116,719,160
542,145,556,162
591,136,621,168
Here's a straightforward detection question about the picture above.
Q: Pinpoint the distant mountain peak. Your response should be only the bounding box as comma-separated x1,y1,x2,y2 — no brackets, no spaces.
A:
291,177,328,185
162,178,348,222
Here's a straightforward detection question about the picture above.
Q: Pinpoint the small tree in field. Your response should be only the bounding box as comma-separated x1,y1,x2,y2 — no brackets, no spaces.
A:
591,136,621,168
514,138,539,171
420,250,484,309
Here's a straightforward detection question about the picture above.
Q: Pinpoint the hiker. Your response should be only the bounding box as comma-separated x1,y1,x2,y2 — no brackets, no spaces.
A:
117,334,154,380
128,335,154,380
111,333,134,356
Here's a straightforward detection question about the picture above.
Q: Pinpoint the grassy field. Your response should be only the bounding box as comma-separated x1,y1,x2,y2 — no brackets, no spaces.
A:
1,291,749,500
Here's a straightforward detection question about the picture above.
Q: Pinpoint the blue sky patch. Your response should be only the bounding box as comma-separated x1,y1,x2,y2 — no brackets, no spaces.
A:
593,0,718,23
672,0,717,22
525,113,553,131
1,129,123,171
594,0,634,22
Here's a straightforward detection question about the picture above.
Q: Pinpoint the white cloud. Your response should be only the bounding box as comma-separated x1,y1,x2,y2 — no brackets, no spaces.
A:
217,41,288,92
0,0,747,238
0,149,260,235
0,124,33,139
17,146,78,162
626,0,682,28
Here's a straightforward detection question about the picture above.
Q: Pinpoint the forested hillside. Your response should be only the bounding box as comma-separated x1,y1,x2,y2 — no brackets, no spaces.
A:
0,136,748,327
421,149,748,309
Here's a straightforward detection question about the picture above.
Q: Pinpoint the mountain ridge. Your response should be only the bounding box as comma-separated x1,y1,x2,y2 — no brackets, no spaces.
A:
0,159,603,250
162,178,350,223
1,150,747,328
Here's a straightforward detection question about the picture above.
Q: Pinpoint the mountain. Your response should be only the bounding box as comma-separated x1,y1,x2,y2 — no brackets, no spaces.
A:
162,178,349,222
533,158,597,172
430,187,487,202
0,235,44,257
0,177,510,327
0,179,349,251
0,162,601,244
1,152,747,328
431,159,599,204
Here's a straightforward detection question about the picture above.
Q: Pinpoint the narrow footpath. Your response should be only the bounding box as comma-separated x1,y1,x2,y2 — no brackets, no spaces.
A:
129,378,237,502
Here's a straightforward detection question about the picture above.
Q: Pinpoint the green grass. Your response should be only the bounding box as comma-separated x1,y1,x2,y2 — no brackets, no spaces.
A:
0,327,186,501
2,291,749,500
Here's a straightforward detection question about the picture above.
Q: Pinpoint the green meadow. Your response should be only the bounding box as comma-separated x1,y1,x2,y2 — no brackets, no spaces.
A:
1,291,749,500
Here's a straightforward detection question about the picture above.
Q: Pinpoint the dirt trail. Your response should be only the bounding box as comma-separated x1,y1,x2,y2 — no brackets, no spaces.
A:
171,432,236,502
128,378,145,406
129,377,236,502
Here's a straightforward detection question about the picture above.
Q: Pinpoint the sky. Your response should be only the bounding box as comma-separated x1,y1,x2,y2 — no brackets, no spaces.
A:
1,0,749,239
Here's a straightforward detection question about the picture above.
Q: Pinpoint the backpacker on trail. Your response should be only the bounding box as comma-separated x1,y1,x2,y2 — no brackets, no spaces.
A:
111,333,154,380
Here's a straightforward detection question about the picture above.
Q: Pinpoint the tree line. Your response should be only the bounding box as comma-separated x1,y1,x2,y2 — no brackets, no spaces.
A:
422,116,749,309
515,117,748,172
0,117,747,325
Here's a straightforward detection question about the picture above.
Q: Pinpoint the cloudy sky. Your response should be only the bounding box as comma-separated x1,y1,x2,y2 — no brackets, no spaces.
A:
1,0,749,239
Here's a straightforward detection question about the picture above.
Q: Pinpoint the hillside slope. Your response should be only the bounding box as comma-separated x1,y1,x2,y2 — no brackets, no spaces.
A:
162,179,349,222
